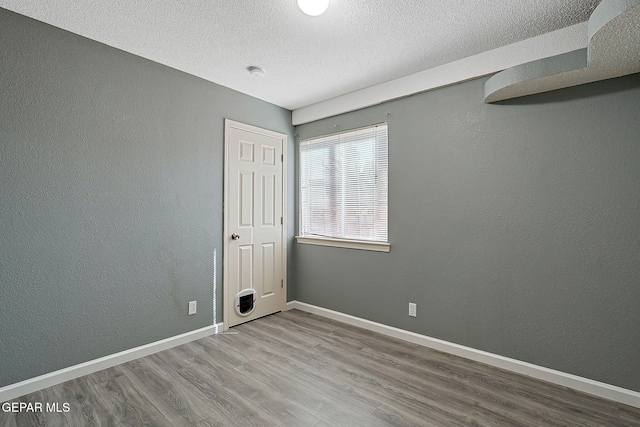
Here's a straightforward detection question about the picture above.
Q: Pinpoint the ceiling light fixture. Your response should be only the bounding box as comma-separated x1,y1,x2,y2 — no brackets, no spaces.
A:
248,66,265,78
298,0,329,16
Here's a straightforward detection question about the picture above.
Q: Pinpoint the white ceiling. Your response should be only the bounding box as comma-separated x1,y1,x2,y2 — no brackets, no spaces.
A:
484,0,640,103
1,0,600,112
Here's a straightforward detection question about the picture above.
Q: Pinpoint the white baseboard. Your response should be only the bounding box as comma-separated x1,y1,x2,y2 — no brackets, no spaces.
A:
286,300,640,409
0,322,223,403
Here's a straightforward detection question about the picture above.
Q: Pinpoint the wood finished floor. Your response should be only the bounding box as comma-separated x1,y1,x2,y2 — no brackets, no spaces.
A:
2,309,639,426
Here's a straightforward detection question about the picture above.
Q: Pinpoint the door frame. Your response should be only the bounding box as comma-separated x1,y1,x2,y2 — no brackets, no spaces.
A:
223,119,288,330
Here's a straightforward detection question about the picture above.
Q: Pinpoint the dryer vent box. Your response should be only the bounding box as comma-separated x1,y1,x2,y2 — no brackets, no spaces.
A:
235,289,256,317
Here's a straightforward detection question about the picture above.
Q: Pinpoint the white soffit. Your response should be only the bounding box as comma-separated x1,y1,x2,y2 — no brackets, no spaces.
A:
484,0,640,103
1,0,599,122
292,23,588,125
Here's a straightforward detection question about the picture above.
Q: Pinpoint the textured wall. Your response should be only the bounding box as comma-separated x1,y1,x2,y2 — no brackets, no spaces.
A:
294,74,640,391
0,8,293,388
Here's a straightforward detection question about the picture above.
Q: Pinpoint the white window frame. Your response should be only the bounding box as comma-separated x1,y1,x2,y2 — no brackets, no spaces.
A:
296,123,390,252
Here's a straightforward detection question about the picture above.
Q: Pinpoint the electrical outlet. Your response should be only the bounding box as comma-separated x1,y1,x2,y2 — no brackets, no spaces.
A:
188,301,197,315
409,303,417,317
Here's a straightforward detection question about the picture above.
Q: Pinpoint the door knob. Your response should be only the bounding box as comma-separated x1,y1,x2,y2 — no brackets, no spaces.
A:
231,233,240,240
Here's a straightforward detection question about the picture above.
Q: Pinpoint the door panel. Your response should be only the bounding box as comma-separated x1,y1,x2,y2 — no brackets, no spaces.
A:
261,242,275,295
225,120,286,328
262,174,275,226
238,245,253,291
239,171,253,227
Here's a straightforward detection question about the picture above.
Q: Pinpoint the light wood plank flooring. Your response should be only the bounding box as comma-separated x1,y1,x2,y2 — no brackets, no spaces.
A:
2,309,639,426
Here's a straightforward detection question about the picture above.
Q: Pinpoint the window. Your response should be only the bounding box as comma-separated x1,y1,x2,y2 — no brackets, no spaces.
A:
298,123,389,252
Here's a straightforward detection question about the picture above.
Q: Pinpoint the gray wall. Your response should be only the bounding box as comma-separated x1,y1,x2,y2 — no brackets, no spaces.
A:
0,8,294,388
293,74,640,391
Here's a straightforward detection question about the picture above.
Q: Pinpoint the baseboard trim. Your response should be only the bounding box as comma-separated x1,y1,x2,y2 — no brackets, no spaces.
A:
0,322,223,403
286,300,640,408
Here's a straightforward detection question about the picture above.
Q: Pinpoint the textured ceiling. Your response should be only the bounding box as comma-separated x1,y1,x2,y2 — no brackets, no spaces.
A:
484,0,640,102
0,0,601,110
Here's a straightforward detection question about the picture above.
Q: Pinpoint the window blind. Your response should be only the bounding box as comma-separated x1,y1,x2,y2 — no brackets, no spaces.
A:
300,123,388,242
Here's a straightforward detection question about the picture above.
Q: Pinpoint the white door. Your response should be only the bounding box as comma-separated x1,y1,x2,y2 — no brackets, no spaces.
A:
224,120,287,328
